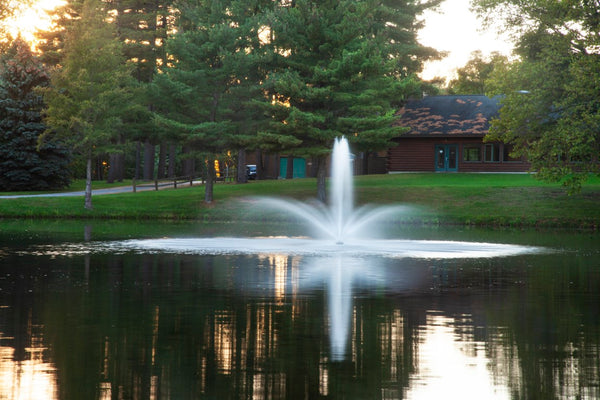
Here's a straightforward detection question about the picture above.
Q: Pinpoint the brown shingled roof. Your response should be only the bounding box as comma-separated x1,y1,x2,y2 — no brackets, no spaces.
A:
396,95,502,137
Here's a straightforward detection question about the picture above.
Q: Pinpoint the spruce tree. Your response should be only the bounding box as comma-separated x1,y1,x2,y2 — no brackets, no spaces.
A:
156,0,269,203
259,0,433,201
0,38,70,191
107,0,176,181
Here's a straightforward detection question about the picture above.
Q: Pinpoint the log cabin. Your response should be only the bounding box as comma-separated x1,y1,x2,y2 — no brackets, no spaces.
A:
387,95,530,172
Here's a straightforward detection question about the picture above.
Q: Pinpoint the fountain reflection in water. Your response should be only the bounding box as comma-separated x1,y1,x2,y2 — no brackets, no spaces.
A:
69,136,542,361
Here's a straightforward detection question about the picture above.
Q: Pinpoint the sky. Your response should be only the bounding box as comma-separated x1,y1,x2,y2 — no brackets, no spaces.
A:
418,0,514,81
4,0,65,44
8,0,513,82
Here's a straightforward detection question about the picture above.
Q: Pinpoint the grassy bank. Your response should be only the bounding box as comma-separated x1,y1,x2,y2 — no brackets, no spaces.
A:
0,173,599,229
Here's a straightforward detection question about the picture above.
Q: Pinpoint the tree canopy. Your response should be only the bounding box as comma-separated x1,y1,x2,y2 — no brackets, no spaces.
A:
1,0,444,203
42,0,138,208
0,38,70,190
447,51,509,95
154,0,270,203
258,0,432,200
473,0,600,191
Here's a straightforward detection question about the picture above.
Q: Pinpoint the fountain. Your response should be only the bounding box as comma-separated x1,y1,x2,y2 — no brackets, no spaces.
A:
40,136,543,361
255,137,405,243
97,135,540,258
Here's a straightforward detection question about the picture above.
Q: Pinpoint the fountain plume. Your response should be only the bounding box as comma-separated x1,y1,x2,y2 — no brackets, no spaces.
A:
256,137,404,242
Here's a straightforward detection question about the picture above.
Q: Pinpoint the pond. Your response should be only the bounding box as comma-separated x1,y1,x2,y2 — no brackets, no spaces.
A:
0,220,598,399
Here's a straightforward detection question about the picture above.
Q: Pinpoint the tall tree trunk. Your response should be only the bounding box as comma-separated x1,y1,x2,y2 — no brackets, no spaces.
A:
117,153,124,181
205,157,215,203
316,155,327,203
237,149,247,183
167,144,176,178
107,153,117,183
85,155,93,210
143,140,155,180
256,150,264,180
361,151,369,175
107,153,124,183
285,155,294,179
95,157,104,181
182,146,195,178
157,142,167,179
134,141,141,180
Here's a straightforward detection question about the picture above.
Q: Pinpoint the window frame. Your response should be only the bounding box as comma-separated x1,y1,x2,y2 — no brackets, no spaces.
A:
484,143,500,163
462,144,482,162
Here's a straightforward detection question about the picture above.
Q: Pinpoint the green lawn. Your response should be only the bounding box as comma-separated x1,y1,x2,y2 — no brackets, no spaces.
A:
0,173,598,229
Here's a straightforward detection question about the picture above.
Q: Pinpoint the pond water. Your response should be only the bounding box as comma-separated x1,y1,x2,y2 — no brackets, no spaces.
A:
0,220,598,399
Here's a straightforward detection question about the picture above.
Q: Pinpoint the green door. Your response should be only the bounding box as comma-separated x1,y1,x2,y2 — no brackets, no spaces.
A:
279,158,306,178
435,145,458,171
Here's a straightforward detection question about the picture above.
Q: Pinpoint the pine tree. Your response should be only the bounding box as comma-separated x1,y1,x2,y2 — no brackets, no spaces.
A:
107,0,176,181
35,0,84,67
259,0,431,201
156,0,269,203
0,1,34,37
0,38,70,191
42,0,136,209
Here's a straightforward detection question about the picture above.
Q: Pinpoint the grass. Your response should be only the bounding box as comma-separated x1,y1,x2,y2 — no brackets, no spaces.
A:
0,173,599,229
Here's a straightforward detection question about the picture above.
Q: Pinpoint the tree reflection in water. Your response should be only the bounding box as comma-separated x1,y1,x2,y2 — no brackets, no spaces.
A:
0,245,598,399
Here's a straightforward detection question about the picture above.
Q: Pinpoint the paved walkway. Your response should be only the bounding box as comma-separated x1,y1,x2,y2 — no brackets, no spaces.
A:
0,180,202,199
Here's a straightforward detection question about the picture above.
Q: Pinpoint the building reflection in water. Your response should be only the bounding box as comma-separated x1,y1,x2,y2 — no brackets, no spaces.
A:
0,248,598,399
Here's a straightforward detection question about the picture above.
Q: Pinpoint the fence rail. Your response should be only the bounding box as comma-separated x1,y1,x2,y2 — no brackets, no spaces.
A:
132,175,203,193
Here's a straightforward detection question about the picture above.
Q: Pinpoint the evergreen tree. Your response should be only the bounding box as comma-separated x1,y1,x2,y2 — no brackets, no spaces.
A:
0,1,34,38
42,0,136,209
35,0,84,67
107,0,176,182
259,0,432,201
0,38,70,191
156,0,269,203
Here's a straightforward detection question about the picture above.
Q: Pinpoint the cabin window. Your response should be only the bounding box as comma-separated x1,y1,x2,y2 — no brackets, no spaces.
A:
484,144,500,162
463,145,481,162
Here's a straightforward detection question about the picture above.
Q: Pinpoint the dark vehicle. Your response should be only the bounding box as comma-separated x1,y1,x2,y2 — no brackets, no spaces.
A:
246,164,257,180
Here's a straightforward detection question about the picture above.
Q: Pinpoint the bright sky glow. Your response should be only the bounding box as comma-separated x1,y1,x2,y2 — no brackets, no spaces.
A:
12,0,510,81
4,0,65,45
419,0,514,81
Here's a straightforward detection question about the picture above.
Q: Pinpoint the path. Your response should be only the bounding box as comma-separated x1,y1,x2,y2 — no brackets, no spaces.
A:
0,180,202,199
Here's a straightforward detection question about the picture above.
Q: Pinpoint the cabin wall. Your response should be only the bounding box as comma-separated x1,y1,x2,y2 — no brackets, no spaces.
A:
388,137,530,172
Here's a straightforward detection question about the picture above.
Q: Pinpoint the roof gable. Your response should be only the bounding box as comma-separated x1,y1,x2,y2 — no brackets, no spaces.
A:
396,95,502,137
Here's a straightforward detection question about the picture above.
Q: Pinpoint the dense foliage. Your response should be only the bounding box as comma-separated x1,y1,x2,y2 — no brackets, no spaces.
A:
256,0,435,200
3,0,440,204
473,0,600,192
154,0,270,203
42,0,139,208
0,39,70,191
447,51,509,95
0,0,34,39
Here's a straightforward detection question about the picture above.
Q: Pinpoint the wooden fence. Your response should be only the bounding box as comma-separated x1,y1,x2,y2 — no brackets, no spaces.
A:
131,171,237,193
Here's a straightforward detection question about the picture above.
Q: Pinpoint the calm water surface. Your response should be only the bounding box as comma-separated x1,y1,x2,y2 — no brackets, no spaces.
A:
0,221,598,399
